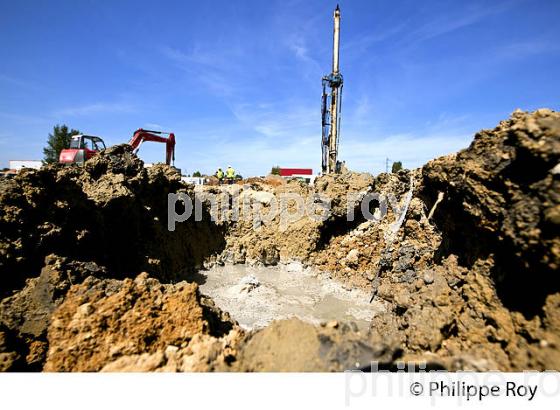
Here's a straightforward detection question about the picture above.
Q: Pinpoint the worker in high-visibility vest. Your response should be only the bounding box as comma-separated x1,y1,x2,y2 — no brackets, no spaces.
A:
226,165,235,184
215,168,224,184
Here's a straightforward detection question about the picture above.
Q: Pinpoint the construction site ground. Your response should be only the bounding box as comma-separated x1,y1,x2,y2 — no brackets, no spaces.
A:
1,109,559,372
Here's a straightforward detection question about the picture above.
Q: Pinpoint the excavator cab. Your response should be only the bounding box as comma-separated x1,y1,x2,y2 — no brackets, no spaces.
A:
59,135,106,165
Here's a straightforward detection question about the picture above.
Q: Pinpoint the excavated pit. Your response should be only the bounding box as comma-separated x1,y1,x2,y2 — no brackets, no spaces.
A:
1,109,559,372
198,264,386,330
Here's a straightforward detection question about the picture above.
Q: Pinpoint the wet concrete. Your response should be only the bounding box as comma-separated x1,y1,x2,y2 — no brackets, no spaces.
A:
198,263,387,330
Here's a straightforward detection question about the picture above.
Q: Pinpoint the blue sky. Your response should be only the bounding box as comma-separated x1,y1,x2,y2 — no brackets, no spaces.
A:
1,0,559,175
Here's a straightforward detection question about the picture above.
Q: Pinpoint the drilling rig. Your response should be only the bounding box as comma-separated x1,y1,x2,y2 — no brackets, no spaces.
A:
321,4,343,174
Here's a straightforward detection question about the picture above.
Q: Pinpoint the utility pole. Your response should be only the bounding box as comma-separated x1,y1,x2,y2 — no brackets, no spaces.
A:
321,5,343,174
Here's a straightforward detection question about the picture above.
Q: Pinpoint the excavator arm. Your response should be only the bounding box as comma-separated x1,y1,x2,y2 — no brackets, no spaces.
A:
128,129,176,165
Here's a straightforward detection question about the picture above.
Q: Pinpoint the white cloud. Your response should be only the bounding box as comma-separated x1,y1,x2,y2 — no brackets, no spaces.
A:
160,45,242,97
0,74,40,90
177,125,473,178
55,102,135,117
339,111,476,173
161,44,243,69
230,102,316,139
181,132,321,177
343,21,409,56
497,40,560,60
168,98,477,177
0,111,51,124
287,35,320,69
143,123,163,130
340,132,472,174
406,2,516,45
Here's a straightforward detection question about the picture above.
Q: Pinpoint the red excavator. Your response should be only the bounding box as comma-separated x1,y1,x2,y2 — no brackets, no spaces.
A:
58,135,106,165
59,129,176,166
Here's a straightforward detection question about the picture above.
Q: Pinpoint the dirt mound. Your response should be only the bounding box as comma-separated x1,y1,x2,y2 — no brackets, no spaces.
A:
198,171,374,266
312,169,430,289
0,325,26,371
234,318,399,371
0,144,224,294
0,146,225,370
0,255,107,369
324,109,560,371
421,108,560,315
44,273,239,371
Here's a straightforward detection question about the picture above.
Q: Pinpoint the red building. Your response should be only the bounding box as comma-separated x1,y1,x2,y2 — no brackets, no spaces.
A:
279,168,313,177
278,168,314,183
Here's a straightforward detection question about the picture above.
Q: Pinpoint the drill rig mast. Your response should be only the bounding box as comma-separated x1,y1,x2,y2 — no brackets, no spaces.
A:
321,4,343,174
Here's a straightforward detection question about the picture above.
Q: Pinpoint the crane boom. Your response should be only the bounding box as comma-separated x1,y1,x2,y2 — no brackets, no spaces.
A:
128,129,176,166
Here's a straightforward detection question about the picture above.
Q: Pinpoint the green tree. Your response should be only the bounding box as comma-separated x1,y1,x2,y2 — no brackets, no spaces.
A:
391,161,403,173
43,124,81,164
192,171,202,177
270,165,280,175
